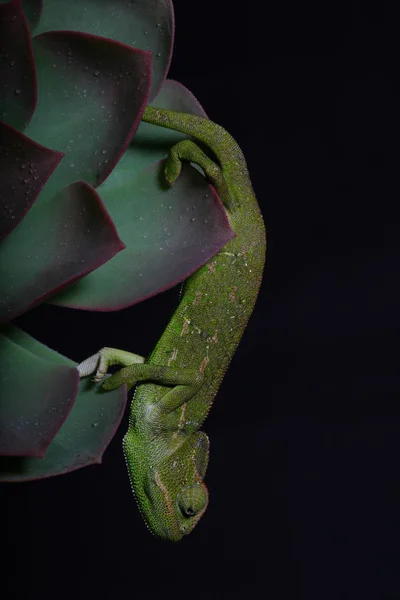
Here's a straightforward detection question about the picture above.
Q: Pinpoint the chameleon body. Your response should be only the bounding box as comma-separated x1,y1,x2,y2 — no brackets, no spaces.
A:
78,107,266,540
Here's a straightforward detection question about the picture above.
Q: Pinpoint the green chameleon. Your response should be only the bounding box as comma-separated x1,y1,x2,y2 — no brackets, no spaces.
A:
77,106,266,541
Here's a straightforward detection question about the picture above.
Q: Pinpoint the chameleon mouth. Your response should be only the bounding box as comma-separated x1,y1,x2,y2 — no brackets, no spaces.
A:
178,483,209,536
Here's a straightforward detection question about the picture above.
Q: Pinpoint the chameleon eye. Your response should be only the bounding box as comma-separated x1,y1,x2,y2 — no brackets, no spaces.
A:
177,484,208,518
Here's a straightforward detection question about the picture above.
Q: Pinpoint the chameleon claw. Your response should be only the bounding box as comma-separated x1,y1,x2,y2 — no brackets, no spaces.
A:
164,151,182,186
77,347,146,384
77,352,102,379
76,348,111,383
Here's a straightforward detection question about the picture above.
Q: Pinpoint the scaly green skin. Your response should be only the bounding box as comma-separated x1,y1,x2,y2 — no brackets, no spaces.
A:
77,107,266,540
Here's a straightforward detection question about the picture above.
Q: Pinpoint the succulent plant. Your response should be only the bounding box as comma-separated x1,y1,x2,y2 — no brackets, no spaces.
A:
0,0,234,480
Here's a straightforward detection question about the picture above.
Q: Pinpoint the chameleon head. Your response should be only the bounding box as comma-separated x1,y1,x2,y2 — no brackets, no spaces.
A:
126,431,210,541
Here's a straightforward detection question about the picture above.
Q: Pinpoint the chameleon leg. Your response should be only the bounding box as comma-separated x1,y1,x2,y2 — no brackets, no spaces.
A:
102,362,203,413
77,347,145,382
164,139,234,210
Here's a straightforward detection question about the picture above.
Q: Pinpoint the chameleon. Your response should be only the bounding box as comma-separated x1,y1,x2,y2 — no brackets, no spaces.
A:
77,106,266,541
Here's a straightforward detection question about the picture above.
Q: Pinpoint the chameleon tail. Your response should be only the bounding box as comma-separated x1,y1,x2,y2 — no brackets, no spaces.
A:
142,106,254,210
163,139,234,209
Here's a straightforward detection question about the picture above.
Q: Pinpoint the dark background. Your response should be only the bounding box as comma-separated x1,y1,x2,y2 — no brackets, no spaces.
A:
4,1,400,598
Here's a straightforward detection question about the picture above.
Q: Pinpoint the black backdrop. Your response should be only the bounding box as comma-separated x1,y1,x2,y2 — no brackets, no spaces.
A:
4,1,400,598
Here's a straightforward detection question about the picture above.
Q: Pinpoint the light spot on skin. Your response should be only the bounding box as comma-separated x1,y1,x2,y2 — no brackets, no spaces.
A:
199,356,210,373
167,348,178,366
180,319,190,336
178,403,187,431
172,402,188,441
144,402,158,424
193,291,203,305
229,286,238,302
210,330,218,344
207,261,217,274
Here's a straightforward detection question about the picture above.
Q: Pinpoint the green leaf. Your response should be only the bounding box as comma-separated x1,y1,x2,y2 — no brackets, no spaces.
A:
25,31,151,204
33,0,174,101
49,161,234,310
0,325,127,480
0,180,125,324
0,0,36,130
49,80,234,311
0,120,63,240
0,326,78,457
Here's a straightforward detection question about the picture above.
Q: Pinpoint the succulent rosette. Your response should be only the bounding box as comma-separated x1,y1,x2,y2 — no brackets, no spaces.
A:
0,0,234,480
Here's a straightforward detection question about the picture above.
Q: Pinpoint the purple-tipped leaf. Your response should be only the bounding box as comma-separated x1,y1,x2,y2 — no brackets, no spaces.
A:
0,325,127,480
0,180,125,324
50,80,234,311
0,327,78,457
32,0,174,101
0,120,63,240
51,161,234,311
25,31,151,205
0,0,37,131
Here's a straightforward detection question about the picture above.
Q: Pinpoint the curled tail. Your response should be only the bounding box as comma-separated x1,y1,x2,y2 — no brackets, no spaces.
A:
142,106,254,209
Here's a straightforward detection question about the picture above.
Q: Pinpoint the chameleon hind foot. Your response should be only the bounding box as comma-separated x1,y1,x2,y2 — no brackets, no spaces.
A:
77,347,145,383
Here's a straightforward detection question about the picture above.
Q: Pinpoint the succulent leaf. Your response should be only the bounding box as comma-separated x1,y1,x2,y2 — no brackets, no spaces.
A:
32,0,174,101
25,31,152,204
0,120,63,240
0,325,79,457
0,325,127,480
0,0,37,130
49,79,234,311
0,180,125,324
49,161,233,311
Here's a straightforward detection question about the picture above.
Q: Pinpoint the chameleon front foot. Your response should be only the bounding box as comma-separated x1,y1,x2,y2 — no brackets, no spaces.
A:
77,347,145,383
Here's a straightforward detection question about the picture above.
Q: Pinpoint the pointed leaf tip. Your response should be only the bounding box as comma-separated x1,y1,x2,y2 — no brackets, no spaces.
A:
0,180,125,324
0,329,79,457
0,120,63,240
0,326,127,480
32,0,174,101
0,377,127,481
24,30,152,204
51,161,234,311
